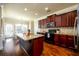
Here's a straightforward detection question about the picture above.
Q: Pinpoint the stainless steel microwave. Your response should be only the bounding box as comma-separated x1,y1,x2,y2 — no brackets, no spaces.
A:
47,22,55,28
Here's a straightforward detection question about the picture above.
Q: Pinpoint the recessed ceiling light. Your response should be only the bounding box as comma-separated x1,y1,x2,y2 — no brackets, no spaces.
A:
35,13,38,15
24,8,27,11
45,7,48,11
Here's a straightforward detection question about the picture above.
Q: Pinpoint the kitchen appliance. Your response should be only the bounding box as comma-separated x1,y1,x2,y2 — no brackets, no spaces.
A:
44,29,56,44
47,22,55,28
74,5,79,50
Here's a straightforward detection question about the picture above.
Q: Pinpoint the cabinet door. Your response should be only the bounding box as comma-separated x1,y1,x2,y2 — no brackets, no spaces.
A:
67,35,74,48
71,10,77,27
61,14,68,27
55,15,62,27
43,19,47,28
46,16,51,23
67,12,72,27
59,35,67,47
50,14,56,22
67,10,77,27
42,19,44,28
32,37,44,56
54,34,60,45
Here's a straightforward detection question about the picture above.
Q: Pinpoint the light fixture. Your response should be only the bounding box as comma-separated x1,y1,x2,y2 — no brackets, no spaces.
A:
45,7,48,11
35,13,38,15
45,7,51,12
24,8,27,11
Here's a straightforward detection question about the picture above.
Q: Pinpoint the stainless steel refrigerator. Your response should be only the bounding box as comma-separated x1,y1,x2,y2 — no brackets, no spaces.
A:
74,5,79,50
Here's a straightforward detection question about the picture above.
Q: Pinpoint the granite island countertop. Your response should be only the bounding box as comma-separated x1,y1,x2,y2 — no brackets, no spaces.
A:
16,33,44,41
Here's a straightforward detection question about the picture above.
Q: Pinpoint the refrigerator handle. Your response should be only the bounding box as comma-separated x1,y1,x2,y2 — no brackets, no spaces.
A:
74,17,78,49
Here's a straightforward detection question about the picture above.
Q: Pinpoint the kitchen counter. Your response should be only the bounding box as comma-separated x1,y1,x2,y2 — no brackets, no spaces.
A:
16,33,44,56
16,33,44,41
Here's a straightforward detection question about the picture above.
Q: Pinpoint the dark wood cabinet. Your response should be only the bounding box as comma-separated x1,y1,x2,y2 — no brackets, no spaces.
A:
67,10,77,27
38,19,44,28
59,35,67,47
32,36,44,56
61,13,68,27
67,35,75,48
54,34,75,49
54,34,60,45
55,15,62,27
17,35,44,56
50,14,56,22
38,10,77,28
46,16,51,23
43,19,47,28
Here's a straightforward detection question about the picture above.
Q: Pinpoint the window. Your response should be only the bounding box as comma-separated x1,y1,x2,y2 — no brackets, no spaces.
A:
4,24,14,37
15,24,27,34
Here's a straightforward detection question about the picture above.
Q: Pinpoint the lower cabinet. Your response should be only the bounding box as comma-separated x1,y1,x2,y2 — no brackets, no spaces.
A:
59,35,67,47
54,34,60,45
66,35,75,48
54,34,75,49
32,36,44,56
18,36,44,56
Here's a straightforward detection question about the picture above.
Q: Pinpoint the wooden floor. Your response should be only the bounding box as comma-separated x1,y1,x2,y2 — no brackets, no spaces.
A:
0,38,27,56
41,42,79,56
0,38,79,56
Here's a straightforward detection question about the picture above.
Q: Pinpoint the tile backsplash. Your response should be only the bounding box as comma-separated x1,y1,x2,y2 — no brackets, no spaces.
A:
38,27,77,35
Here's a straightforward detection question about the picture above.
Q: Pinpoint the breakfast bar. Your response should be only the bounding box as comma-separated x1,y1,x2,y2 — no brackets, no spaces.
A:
16,34,44,56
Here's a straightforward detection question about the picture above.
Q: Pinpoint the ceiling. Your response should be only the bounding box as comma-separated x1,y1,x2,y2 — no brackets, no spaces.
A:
2,3,77,21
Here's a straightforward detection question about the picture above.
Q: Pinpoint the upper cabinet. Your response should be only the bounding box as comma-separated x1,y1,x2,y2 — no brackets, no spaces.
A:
46,16,51,23
50,14,56,22
61,13,68,27
67,10,77,27
55,15,62,27
38,10,77,28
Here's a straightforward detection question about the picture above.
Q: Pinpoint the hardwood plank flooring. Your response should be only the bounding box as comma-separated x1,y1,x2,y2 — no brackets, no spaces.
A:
41,42,79,56
0,38,28,56
0,38,79,56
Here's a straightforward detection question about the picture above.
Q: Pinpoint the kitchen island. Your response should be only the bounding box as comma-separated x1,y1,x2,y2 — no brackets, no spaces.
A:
16,34,44,56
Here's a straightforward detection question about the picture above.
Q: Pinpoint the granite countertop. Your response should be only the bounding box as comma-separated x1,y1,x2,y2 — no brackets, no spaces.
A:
16,33,44,41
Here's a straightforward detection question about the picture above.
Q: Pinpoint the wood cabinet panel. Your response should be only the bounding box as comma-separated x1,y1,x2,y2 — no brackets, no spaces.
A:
32,37,44,56
54,34,75,49
67,35,75,48
69,11,77,27
54,34,60,45
59,35,67,47
38,10,77,28
50,14,56,22
43,19,47,28
55,15,62,27
46,16,51,23
61,13,68,27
